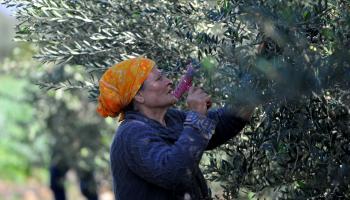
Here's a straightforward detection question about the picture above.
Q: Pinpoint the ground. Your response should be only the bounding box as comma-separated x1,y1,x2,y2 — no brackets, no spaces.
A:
0,170,113,200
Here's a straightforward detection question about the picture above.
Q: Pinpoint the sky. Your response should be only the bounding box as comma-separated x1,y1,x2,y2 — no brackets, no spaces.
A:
0,3,16,17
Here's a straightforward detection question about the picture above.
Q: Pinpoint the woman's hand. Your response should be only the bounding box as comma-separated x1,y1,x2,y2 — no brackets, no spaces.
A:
186,86,211,116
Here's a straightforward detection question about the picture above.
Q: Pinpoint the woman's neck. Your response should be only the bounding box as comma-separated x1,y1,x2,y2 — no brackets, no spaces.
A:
138,107,168,126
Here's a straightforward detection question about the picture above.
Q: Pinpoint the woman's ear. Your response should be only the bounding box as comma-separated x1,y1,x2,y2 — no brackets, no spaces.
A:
134,91,145,104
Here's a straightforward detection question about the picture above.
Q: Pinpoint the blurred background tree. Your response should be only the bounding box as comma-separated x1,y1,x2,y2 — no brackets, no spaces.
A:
0,6,42,184
0,44,42,183
0,42,115,199
0,5,114,199
2,0,350,199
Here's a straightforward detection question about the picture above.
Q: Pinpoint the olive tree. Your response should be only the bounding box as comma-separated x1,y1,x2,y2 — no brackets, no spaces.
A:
4,0,350,199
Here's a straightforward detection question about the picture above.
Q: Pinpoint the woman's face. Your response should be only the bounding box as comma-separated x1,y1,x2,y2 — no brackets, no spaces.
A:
138,67,177,109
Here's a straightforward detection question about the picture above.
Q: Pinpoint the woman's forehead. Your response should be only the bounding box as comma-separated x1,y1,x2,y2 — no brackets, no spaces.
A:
144,66,160,82
152,66,160,73
150,67,161,76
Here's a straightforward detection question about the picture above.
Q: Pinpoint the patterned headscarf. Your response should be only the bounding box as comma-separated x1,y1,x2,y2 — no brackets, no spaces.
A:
96,57,155,120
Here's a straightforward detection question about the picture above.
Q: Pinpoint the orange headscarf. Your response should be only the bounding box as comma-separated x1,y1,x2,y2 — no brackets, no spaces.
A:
96,57,155,120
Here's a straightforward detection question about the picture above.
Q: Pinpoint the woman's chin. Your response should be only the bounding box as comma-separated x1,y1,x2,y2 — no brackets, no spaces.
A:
169,95,178,105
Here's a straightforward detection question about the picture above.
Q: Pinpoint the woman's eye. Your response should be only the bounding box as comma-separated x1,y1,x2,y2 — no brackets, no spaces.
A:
157,72,165,80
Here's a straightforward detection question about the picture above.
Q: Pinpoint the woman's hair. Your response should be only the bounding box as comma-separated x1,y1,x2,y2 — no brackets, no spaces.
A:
123,101,135,112
122,83,144,112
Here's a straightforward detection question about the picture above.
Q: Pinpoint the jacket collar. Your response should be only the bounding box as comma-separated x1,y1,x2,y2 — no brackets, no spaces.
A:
124,109,179,141
124,110,168,126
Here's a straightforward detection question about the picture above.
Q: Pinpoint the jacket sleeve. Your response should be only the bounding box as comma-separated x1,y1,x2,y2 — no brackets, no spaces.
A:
122,112,216,190
205,107,248,150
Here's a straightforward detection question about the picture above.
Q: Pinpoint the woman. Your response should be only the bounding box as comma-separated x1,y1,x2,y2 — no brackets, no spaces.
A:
97,57,253,200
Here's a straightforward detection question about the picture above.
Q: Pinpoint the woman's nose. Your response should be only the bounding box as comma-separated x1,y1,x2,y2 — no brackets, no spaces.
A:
165,77,173,85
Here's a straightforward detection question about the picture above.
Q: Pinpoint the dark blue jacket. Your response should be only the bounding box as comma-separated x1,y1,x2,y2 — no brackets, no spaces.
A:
110,108,247,200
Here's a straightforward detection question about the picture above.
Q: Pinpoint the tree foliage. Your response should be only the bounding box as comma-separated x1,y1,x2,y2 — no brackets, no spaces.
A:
3,0,350,199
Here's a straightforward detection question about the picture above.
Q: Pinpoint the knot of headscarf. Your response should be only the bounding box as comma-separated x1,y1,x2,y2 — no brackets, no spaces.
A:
96,57,155,120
